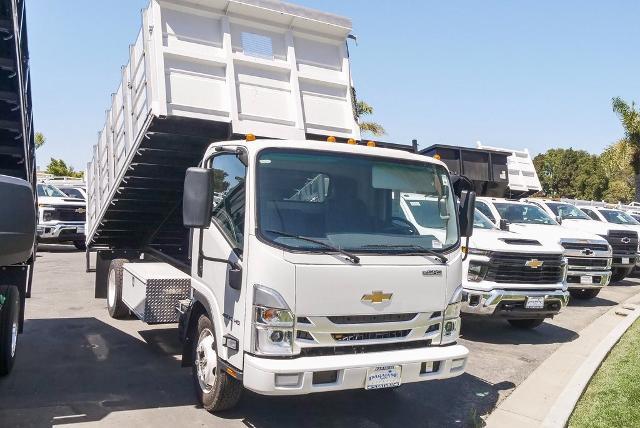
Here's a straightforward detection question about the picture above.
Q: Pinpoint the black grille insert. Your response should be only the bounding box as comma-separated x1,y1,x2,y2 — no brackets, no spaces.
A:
499,239,541,246
299,339,432,357
561,242,609,252
50,205,86,222
567,258,609,268
328,313,417,324
331,330,411,341
484,252,564,284
607,230,638,255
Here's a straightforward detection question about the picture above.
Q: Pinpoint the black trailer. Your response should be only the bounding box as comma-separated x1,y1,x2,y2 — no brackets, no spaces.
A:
0,0,37,376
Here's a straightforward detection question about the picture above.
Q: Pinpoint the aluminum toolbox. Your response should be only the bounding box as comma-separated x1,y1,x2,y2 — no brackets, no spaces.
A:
122,262,191,324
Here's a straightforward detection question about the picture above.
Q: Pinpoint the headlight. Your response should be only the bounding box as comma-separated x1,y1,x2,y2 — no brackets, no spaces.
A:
467,261,488,282
252,285,295,356
441,285,462,344
43,210,54,222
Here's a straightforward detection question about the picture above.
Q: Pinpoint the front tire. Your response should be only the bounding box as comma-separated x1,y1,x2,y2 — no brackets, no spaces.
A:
570,289,601,300
73,241,86,251
0,285,20,376
507,318,545,329
192,314,242,412
611,267,634,283
107,259,129,319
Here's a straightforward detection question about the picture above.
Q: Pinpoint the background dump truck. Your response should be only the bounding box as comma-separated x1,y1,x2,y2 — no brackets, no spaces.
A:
86,0,475,413
0,0,37,376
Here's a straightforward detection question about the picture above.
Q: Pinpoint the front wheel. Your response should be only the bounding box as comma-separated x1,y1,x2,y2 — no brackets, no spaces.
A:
507,318,545,329
0,285,20,376
570,289,601,300
73,241,86,251
192,314,242,412
611,267,634,283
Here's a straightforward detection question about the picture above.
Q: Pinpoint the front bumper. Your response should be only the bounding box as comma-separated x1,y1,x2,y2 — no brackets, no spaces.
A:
37,222,85,242
461,288,569,318
611,254,637,269
243,345,468,395
566,269,611,289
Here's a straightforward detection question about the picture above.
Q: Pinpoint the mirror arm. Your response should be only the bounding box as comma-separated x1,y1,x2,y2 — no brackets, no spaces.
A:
462,236,470,262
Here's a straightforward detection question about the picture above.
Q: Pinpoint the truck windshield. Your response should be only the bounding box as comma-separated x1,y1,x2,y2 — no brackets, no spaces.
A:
473,209,496,230
494,202,557,225
37,184,67,198
256,149,459,254
546,202,591,220
600,209,640,225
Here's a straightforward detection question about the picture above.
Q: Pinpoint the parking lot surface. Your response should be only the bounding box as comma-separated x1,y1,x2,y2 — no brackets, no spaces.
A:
1,246,639,427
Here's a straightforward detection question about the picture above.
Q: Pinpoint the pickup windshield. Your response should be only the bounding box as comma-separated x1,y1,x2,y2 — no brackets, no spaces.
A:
37,184,67,198
257,149,459,254
473,209,496,230
600,209,640,225
494,202,557,225
546,202,591,220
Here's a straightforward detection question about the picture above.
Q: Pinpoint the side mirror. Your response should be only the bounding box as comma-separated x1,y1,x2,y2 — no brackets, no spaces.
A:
499,218,510,231
556,215,563,225
459,190,476,237
183,167,214,228
0,176,36,266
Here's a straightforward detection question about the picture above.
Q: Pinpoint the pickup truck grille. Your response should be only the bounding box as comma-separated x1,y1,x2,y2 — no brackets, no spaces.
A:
327,313,417,324
49,205,86,222
607,230,638,256
566,258,609,268
331,330,410,342
485,252,564,284
561,242,609,252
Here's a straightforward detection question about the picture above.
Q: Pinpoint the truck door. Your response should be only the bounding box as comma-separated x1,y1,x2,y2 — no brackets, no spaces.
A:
198,152,247,368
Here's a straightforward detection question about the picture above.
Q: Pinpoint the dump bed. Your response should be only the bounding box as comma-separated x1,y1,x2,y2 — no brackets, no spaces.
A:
86,0,360,260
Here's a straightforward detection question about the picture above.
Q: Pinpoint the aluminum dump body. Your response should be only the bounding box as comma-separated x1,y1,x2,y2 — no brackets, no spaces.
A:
86,0,360,260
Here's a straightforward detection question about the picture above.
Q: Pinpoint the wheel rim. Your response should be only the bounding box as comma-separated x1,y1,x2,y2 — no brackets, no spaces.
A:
10,321,17,358
107,269,116,308
195,328,216,393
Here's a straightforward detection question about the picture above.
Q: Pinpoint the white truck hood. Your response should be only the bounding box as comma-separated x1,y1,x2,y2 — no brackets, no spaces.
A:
469,228,564,254
560,218,628,236
39,196,85,207
505,223,607,245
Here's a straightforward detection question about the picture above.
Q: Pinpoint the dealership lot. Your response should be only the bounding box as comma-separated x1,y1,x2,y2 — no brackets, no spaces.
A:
0,246,638,427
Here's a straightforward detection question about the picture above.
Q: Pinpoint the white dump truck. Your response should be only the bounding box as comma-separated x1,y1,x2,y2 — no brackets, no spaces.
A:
86,0,475,412
399,197,568,328
475,198,613,299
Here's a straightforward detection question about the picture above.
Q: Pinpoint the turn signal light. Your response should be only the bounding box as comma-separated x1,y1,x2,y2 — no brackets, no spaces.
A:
246,133,256,142
347,138,357,145
433,153,441,160
367,141,376,147
327,136,336,143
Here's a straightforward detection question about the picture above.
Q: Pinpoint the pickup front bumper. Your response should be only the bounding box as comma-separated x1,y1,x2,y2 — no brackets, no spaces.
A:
37,222,85,242
461,288,569,318
243,345,468,395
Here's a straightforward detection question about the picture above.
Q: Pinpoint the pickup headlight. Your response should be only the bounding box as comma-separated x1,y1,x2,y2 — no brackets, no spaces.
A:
467,261,488,282
441,285,462,344
252,285,295,356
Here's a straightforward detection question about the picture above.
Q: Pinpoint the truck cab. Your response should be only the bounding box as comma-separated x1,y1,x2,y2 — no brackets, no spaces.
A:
36,183,86,250
576,205,640,276
476,197,612,299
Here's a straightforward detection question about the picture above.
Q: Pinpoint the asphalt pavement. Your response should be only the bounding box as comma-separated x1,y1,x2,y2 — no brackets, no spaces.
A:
1,245,639,428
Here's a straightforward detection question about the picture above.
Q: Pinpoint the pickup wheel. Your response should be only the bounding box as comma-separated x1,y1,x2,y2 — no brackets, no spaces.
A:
0,285,20,376
611,267,633,283
569,289,601,299
192,314,242,412
73,241,86,251
107,259,129,319
507,318,544,329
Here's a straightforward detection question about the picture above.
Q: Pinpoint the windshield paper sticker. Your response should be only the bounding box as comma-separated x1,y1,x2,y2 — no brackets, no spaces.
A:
432,240,443,249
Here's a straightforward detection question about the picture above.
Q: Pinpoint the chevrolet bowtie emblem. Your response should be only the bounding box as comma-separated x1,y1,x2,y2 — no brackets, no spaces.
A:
622,237,631,244
75,207,86,214
525,259,544,269
361,291,392,304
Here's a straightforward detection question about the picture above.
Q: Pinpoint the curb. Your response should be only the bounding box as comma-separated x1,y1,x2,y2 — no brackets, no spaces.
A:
485,295,640,428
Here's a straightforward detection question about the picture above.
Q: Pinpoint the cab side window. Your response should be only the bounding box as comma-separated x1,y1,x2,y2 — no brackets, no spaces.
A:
582,208,600,221
211,154,247,251
476,201,496,223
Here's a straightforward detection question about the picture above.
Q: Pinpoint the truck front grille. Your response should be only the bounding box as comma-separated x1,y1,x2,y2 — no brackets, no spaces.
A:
331,329,411,342
607,230,638,256
561,242,609,252
299,339,432,357
50,205,86,222
485,252,564,284
327,313,417,324
566,258,609,268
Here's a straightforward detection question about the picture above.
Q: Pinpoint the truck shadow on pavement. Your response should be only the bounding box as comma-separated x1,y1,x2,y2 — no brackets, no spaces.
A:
36,244,80,254
460,318,579,345
0,317,510,428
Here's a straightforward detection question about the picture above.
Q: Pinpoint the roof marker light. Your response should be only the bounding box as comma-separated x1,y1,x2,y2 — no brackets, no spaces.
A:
327,136,336,143
347,138,357,145
367,141,376,147
246,133,256,142
433,153,441,160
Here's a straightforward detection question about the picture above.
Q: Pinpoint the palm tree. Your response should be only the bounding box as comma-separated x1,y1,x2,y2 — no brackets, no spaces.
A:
355,100,386,136
612,97,640,201
35,132,45,149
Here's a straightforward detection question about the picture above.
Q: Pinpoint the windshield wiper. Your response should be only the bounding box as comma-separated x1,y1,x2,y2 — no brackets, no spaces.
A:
361,244,448,263
265,230,360,264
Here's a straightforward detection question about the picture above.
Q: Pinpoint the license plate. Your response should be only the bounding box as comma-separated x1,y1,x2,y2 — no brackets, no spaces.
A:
622,257,630,264
580,275,593,285
365,365,402,390
525,296,545,309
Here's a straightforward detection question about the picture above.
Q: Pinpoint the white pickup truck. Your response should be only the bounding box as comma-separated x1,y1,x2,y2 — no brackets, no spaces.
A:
36,183,86,250
476,197,612,299
400,195,567,328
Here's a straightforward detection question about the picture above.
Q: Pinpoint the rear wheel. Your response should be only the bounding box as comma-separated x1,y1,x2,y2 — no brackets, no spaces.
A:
192,314,242,412
107,259,129,319
73,241,86,251
0,285,20,376
611,267,634,283
569,289,601,300
507,318,544,329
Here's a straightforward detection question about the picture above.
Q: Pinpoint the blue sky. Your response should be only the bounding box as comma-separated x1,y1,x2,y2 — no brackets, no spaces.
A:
27,0,640,171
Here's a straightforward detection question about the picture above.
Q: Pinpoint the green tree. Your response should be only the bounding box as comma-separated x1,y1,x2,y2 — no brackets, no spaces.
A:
612,97,640,201
600,139,635,203
45,158,84,178
533,148,606,199
355,100,386,136
35,132,45,149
